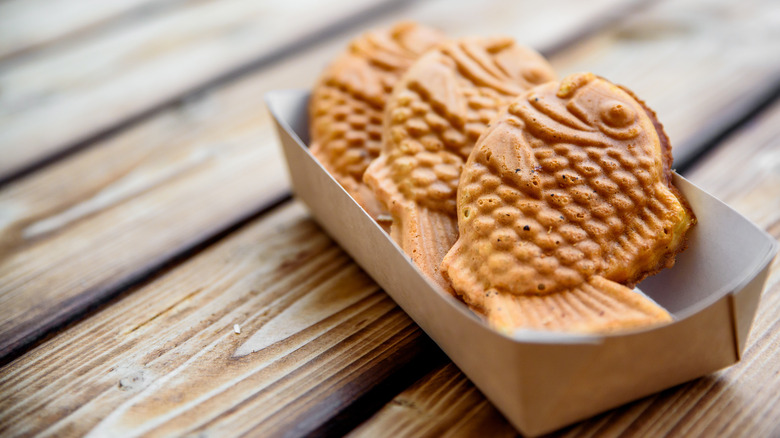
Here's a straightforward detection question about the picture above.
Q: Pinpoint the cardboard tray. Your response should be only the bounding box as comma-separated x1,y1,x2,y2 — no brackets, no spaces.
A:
266,90,778,436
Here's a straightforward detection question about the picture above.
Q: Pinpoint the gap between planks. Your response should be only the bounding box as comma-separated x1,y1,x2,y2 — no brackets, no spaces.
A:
0,201,447,437
0,192,291,366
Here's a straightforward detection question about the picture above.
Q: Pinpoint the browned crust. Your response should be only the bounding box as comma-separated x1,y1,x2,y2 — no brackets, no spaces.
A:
616,84,674,184
617,83,696,289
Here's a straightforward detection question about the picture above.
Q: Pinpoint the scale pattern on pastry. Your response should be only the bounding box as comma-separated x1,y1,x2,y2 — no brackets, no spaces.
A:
364,37,556,291
310,22,446,220
441,72,694,333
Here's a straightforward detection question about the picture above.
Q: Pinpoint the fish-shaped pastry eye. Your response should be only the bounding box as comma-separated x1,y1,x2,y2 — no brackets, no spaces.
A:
559,74,642,140
600,100,637,128
595,99,641,140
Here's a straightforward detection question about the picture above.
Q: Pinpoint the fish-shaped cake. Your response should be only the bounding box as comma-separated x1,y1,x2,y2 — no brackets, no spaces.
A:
310,22,446,221
441,72,695,333
364,37,556,291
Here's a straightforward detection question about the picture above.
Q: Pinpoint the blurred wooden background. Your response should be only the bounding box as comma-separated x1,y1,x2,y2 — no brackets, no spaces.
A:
1,0,779,436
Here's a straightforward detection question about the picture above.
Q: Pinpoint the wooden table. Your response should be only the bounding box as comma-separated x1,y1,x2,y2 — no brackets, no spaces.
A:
1,0,779,436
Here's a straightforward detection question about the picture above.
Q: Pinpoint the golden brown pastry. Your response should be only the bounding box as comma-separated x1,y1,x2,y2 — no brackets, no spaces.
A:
309,22,446,221
364,37,556,291
441,72,694,333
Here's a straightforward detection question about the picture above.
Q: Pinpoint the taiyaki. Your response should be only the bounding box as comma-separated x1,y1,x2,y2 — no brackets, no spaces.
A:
363,37,556,291
441,72,695,333
310,22,446,221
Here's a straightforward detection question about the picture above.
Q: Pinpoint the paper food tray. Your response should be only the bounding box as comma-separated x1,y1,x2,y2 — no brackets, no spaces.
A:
266,90,778,436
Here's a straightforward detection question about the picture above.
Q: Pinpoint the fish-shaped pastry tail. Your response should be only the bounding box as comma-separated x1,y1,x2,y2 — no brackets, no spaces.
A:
366,154,458,292
444,249,672,332
442,72,694,333
396,203,459,293
489,276,671,333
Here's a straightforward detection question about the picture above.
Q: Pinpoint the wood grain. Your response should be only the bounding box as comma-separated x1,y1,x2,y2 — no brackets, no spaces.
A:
0,0,398,182
0,0,169,61
2,0,779,435
387,0,645,54
349,100,780,438
0,43,335,360
549,0,780,166
0,0,639,363
0,202,445,437
685,104,780,232
347,363,517,438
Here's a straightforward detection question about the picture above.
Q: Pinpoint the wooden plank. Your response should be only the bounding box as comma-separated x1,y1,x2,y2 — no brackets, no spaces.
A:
0,0,637,362
0,2,777,435
548,0,780,166
348,100,780,437
0,0,398,182
0,202,446,437
0,0,637,65
0,0,165,61
684,106,780,232
0,45,326,360
391,0,645,54
348,363,518,438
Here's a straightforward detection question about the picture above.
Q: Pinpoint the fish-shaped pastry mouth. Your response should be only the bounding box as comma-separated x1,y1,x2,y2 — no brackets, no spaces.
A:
441,72,694,333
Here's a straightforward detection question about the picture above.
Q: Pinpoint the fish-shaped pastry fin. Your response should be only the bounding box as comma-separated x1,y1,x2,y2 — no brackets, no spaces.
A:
484,276,673,333
442,72,694,333
364,37,556,292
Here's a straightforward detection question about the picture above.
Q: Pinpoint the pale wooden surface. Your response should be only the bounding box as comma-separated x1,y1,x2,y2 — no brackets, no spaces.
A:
0,0,639,367
350,100,780,438
0,0,636,183
0,0,163,60
0,0,395,181
1,0,779,436
386,0,642,53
